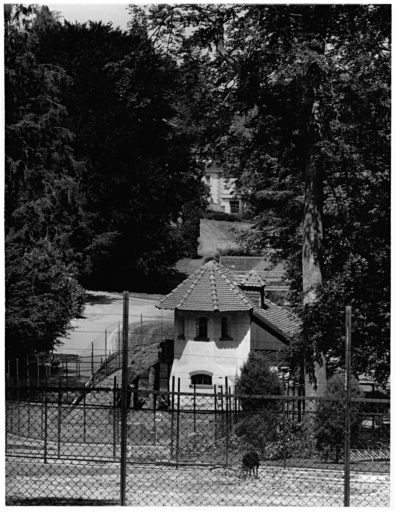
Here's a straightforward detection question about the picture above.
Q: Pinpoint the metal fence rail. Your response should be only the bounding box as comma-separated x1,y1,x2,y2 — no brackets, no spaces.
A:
6,385,390,506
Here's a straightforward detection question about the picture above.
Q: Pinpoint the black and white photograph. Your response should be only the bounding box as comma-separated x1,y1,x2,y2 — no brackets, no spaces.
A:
4,2,391,506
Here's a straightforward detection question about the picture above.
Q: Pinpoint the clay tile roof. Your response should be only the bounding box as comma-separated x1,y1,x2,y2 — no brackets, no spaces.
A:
237,270,268,288
156,260,253,312
252,298,301,340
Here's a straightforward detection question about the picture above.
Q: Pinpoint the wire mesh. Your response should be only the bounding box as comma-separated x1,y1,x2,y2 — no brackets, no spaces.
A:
6,386,390,506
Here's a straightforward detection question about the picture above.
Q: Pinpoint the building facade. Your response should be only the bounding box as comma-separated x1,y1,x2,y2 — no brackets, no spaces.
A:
204,164,247,214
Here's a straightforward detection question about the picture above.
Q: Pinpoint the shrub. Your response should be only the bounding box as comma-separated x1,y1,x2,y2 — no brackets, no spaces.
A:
235,411,279,456
180,204,201,258
214,245,261,261
264,417,316,460
200,210,242,222
236,351,284,411
313,373,363,463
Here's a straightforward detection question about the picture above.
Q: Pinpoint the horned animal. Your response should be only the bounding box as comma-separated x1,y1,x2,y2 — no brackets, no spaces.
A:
242,451,260,478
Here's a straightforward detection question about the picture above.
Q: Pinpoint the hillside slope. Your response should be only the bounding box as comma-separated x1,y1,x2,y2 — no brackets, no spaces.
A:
175,219,252,278
198,219,252,257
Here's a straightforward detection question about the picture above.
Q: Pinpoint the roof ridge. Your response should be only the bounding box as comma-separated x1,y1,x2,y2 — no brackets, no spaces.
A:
209,265,219,311
157,260,254,311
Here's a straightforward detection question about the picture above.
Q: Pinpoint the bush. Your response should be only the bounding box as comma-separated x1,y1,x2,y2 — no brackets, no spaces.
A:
264,417,316,460
214,245,261,261
236,352,284,411
180,204,201,258
313,373,363,463
235,411,279,456
200,210,242,222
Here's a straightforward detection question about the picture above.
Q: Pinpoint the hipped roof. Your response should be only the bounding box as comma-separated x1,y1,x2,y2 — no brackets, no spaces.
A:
156,260,253,312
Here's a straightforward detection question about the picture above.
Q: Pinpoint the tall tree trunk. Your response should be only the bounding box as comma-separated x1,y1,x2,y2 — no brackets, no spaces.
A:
302,132,327,397
302,5,330,398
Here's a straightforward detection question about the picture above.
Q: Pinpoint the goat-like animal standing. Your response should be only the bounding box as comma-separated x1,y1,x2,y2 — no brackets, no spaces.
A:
242,451,260,478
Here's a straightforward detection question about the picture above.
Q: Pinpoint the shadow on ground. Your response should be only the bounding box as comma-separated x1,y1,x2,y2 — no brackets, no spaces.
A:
84,293,120,306
6,498,118,506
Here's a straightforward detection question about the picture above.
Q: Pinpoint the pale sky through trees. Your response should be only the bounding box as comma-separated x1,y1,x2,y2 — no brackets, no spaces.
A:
46,4,130,30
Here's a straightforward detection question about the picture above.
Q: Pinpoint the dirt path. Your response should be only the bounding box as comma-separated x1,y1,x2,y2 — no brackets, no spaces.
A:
6,461,390,507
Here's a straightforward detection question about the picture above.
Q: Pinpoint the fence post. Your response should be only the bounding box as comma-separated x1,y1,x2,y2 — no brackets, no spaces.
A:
225,378,229,467
120,290,129,506
193,383,197,431
113,376,117,460
26,357,31,436
229,386,232,431
65,360,68,401
83,387,86,443
282,395,287,469
234,387,238,426
213,385,218,442
176,378,181,470
58,382,62,458
153,391,157,447
344,306,352,507
44,388,48,464
91,343,95,387
16,358,19,400
48,353,51,384
170,376,175,460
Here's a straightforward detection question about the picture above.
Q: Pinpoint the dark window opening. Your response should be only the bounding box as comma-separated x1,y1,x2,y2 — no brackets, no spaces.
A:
221,317,233,340
178,316,185,339
191,374,212,386
195,317,208,340
230,200,240,214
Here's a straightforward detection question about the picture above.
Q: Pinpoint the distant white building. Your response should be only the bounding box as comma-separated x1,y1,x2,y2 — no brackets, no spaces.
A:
203,164,247,214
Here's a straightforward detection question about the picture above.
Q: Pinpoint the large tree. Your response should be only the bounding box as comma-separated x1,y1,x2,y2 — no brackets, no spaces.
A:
132,4,390,391
4,5,86,359
33,16,207,290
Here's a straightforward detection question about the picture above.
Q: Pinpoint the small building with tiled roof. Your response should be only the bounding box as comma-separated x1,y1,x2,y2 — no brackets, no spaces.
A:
156,260,301,395
220,256,289,295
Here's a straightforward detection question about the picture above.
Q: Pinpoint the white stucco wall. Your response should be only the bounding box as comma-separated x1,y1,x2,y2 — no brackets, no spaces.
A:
171,309,251,397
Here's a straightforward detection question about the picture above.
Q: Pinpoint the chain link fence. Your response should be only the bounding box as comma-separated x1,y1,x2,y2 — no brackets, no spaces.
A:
6,384,389,506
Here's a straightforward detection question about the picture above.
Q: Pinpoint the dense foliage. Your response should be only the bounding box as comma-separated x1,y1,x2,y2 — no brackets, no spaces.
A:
33,15,206,290
235,352,283,454
134,4,390,387
313,374,363,462
235,351,283,410
4,5,86,359
4,5,206,358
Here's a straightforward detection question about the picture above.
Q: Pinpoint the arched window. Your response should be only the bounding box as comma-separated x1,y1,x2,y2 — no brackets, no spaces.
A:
190,372,212,387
